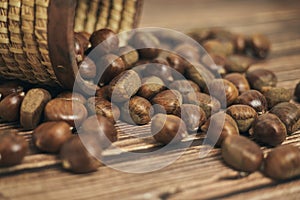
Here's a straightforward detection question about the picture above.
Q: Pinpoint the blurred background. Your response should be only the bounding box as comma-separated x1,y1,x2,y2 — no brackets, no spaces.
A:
140,0,300,33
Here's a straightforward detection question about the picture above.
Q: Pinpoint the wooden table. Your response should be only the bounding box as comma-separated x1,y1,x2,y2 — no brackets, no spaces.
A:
1,0,300,199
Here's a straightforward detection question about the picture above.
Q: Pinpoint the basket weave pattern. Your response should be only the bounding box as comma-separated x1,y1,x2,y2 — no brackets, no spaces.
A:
0,0,142,87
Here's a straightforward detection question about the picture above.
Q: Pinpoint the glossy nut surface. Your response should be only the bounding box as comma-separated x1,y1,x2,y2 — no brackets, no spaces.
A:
0,92,25,122
208,79,239,107
57,91,87,104
137,76,166,100
175,104,207,132
251,113,287,146
263,145,300,180
80,115,118,150
0,81,23,98
0,131,28,167
121,96,153,125
235,90,268,114
222,135,263,172
224,73,250,94
33,121,72,153
90,28,119,54
44,98,88,127
201,112,239,147
20,88,51,130
143,58,173,82
151,90,182,115
87,97,120,124
269,102,300,134
78,57,97,79
151,114,187,144
97,54,125,86
60,136,101,173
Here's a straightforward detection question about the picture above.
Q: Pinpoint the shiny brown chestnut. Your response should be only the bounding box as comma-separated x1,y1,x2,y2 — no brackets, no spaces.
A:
185,92,221,117
44,98,88,127
269,102,300,135
108,70,141,102
78,57,97,79
208,79,239,107
250,113,287,146
151,90,182,115
166,53,187,75
90,28,119,55
0,92,25,122
151,114,188,144
95,85,110,100
143,58,174,82
224,73,250,94
33,121,72,153
175,104,207,133
20,88,52,130
86,97,120,124
137,76,166,100
129,32,160,59
60,135,101,173
222,135,263,172
185,63,214,91
201,112,239,147
117,45,139,69
0,131,28,167
0,81,23,98
261,87,293,109
121,96,153,125
80,115,118,150
74,32,90,63
263,145,300,180
226,105,258,133
246,69,277,91
96,54,125,86
235,90,268,114
57,91,87,104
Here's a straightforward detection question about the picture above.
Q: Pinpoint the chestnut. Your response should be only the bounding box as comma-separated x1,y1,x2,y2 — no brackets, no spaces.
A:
33,121,72,153
250,113,287,146
235,90,268,114
151,90,182,115
121,96,153,125
201,112,239,147
222,135,263,172
0,131,28,167
151,114,187,144
60,135,101,173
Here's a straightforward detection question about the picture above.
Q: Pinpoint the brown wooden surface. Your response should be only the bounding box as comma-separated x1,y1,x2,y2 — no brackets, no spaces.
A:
1,0,300,199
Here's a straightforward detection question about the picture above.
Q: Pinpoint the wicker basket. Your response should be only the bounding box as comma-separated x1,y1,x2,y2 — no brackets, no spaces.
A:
0,0,143,89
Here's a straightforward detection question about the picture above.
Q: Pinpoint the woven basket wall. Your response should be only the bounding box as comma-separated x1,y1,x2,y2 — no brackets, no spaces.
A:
0,0,143,89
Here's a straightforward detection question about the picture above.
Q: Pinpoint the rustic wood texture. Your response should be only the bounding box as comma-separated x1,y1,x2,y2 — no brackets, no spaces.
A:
1,0,300,199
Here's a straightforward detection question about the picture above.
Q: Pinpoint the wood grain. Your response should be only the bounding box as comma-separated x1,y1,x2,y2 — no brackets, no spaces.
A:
0,0,300,199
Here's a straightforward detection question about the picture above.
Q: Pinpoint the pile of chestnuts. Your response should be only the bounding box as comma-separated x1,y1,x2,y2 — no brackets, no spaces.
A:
0,27,299,180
